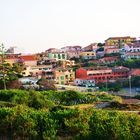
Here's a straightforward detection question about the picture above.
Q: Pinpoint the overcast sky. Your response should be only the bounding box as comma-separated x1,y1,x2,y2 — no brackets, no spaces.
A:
0,0,140,53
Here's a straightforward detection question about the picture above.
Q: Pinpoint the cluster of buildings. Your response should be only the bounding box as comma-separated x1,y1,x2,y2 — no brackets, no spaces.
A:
2,36,140,88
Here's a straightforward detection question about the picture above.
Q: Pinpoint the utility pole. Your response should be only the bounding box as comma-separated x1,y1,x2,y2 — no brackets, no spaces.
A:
0,44,7,90
129,75,131,96
106,76,108,91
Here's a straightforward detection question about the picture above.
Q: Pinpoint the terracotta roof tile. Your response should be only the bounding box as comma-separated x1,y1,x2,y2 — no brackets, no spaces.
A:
130,69,140,76
19,55,37,61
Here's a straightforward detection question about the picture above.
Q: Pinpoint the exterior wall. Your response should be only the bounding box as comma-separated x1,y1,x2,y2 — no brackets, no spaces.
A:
83,43,98,51
41,70,54,80
54,69,75,85
124,52,140,60
74,79,95,87
48,52,67,61
105,48,120,54
45,48,60,53
19,77,38,85
5,59,18,65
62,60,75,68
80,52,96,60
76,67,129,83
61,46,82,52
123,44,140,52
61,46,82,59
67,51,81,59
24,61,37,67
105,37,136,47
99,57,118,64
22,65,52,77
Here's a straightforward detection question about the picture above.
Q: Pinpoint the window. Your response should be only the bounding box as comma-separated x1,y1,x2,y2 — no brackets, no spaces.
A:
58,54,61,59
60,76,64,80
62,54,65,59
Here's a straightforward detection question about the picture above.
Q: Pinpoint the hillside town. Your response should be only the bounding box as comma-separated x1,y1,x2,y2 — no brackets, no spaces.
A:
1,36,140,93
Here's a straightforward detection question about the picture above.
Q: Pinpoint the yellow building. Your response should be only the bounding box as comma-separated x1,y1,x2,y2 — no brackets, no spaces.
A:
62,60,75,68
80,51,96,60
105,36,136,47
22,65,52,77
54,68,75,85
5,58,18,65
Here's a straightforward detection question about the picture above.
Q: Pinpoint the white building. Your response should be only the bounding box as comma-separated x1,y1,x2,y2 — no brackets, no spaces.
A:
74,78,95,87
122,43,140,52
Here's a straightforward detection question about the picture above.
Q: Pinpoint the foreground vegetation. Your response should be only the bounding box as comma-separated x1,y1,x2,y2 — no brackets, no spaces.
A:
0,90,140,140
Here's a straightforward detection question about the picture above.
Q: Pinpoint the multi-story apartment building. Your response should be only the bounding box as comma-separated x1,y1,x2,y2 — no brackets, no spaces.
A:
54,68,75,85
99,57,119,64
19,55,37,66
83,43,98,52
105,48,120,54
22,65,53,77
122,42,140,52
122,52,140,60
48,52,67,61
76,66,129,83
45,48,60,53
105,36,136,48
42,70,54,80
62,60,75,68
80,51,96,60
61,46,82,59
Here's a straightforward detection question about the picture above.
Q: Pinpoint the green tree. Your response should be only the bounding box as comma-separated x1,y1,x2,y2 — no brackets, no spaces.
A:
0,63,20,89
12,60,25,77
37,78,56,90
0,44,23,89
0,44,7,89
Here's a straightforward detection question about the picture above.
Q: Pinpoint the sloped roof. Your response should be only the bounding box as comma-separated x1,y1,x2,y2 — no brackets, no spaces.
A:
112,66,129,72
106,36,136,41
130,69,140,76
19,55,37,61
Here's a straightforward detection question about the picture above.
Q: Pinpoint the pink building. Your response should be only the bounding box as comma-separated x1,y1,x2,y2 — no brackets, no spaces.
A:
83,43,98,52
105,48,120,54
61,46,82,59
45,48,60,53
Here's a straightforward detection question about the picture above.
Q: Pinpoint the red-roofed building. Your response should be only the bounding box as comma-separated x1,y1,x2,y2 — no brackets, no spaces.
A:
19,55,37,66
99,57,119,64
130,69,140,76
76,66,129,83
89,60,101,64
